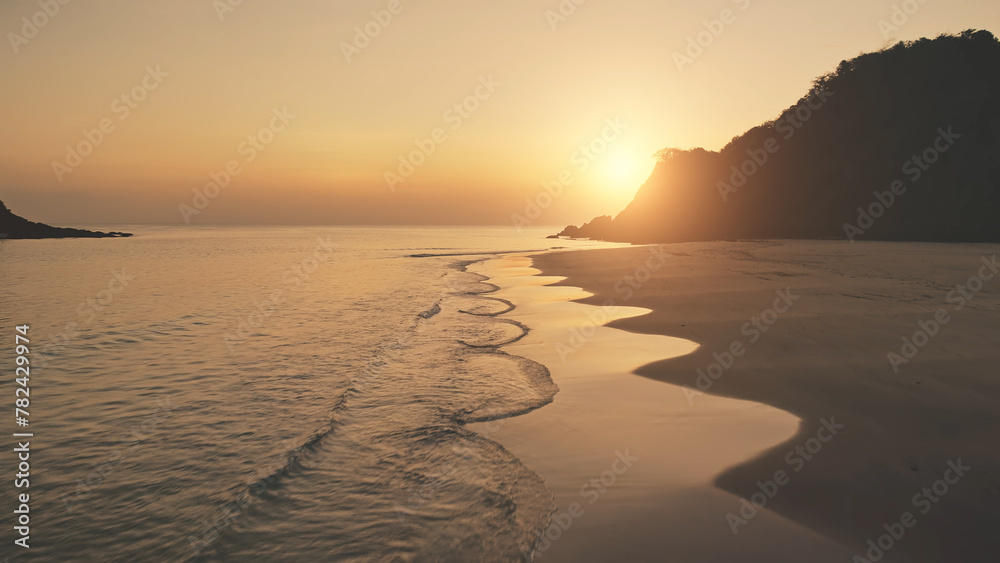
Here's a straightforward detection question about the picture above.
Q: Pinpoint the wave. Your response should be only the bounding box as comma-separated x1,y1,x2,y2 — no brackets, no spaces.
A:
408,248,559,258
418,301,442,319
190,255,559,561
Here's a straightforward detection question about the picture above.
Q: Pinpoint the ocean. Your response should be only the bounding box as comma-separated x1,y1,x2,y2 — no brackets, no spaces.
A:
0,226,615,562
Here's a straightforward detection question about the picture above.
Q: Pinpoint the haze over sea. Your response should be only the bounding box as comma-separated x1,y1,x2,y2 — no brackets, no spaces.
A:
0,226,615,562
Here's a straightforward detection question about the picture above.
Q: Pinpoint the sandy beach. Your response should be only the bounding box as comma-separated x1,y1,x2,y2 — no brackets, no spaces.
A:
475,240,1000,562
470,251,851,562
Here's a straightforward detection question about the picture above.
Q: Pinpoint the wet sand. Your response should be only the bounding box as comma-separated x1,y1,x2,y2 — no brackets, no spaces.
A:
492,240,1000,563
468,253,857,562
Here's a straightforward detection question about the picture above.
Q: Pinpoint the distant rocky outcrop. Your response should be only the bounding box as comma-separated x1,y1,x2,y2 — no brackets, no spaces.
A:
0,200,132,239
559,30,1000,243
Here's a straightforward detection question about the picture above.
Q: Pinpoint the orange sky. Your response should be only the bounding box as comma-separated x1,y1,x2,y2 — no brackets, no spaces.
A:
1,0,998,225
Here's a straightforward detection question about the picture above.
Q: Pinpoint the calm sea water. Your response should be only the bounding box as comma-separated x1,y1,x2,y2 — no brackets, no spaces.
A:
0,226,615,562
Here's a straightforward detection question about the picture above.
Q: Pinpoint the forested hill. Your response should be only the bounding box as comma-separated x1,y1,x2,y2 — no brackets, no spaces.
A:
560,30,1000,243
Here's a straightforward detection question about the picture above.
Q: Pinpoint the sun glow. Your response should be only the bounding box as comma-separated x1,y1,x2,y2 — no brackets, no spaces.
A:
596,147,655,196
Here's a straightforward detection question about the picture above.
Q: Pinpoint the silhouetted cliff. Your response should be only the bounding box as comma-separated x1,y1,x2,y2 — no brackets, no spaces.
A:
561,30,1000,243
0,200,132,239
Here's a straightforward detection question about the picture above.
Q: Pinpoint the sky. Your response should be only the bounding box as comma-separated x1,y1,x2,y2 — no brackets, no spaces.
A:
1,0,998,226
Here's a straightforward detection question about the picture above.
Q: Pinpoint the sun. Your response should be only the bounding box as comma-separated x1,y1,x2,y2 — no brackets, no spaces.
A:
608,152,638,182
597,148,651,194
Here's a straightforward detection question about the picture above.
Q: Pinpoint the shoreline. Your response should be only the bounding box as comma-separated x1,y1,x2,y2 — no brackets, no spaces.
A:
524,240,1000,562
468,250,856,562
